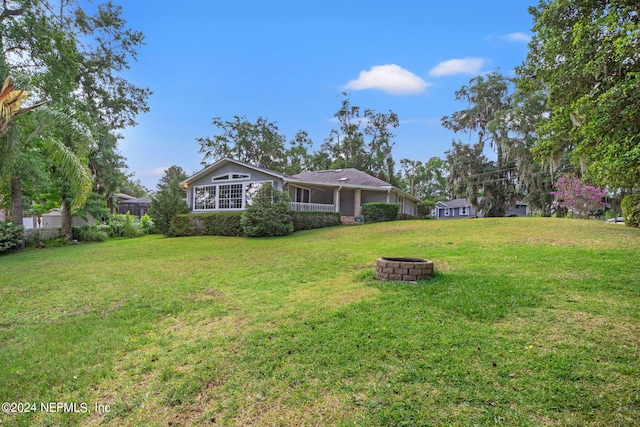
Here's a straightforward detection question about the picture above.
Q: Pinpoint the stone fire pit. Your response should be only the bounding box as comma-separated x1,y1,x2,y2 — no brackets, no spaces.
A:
376,257,434,282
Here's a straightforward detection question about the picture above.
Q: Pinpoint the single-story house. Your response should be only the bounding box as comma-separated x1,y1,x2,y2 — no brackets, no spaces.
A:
434,199,477,219
117,194,151,216
434,198,527,219
180,158,421,220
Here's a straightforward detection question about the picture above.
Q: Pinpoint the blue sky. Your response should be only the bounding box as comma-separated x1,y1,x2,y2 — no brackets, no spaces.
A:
118,0,537,190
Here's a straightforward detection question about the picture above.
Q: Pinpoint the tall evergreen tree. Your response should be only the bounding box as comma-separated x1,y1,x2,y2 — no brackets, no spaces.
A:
240,182,293,237
149,166,188,235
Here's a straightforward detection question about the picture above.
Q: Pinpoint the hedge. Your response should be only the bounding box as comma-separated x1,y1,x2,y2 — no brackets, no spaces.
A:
362,203,399,223
168,212,244,237
621,194,640,228
167,210,344,237
291,211,341,231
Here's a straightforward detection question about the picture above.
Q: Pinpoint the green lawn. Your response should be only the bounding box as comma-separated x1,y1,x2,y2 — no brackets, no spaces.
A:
0,218,639,426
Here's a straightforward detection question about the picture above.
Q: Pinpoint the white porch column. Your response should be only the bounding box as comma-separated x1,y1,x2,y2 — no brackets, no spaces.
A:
354,188,362,217
334,187,341,213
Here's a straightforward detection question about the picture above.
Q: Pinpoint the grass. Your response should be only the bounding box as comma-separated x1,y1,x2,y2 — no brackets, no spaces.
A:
0,217,638,426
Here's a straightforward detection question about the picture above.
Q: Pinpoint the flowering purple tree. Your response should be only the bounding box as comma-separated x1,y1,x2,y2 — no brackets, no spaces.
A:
551,175,609,219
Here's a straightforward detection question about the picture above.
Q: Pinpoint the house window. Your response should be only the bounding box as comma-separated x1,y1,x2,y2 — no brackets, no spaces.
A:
194,181,268,211
212,173,251,182
461,206,469,215
218,184,243,209
444,208,450,216
194,186,216,210
295,187,310,203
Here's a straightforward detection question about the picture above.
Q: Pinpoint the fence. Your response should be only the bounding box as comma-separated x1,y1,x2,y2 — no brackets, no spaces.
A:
24,227,63,242
289,202,336,212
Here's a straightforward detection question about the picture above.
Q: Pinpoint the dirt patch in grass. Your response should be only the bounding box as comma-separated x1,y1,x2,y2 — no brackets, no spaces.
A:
227,389,348,426
202,288,225,298
288,279,378,310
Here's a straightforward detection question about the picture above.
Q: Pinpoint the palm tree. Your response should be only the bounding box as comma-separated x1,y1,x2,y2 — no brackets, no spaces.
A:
0,104,93,238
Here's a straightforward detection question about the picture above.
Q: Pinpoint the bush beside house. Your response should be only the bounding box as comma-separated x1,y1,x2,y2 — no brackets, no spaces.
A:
291,211,341,231
241,183,293,237
362,203,399,223
168,212,244,237
417,201,436,219
168,211,341,237
622,194,640,228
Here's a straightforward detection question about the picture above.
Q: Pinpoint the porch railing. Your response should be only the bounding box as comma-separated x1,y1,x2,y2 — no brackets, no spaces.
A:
289,202,336,212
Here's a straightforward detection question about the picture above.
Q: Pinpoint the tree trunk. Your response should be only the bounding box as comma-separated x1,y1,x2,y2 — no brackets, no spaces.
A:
61,198,73,239
10,176,23,225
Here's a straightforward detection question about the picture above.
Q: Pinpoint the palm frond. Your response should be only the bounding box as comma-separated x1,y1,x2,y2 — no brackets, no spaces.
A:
47,137,93,207
42,106,97,156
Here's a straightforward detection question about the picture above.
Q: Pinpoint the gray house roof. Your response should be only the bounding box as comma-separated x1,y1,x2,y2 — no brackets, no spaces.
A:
288,169,420,202
437,198,472,209
289,169,392,188
119,197,151,204
180,158,421,203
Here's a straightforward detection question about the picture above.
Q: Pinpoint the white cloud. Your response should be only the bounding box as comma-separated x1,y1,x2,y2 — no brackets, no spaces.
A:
503,32,531,43
429,58,485,77
343,64,431,95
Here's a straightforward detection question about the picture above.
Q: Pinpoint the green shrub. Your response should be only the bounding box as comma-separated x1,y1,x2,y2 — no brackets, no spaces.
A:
107,213,142,238
168,212,244,237
241,183,293,237
72,224,109,242
0,221,24,254
362,203,399,223
417,201,436,219
204,212,244,236
621,194,640,228
140,213,155,234
167,215,197,237
149,167,190,235
291,211,341,231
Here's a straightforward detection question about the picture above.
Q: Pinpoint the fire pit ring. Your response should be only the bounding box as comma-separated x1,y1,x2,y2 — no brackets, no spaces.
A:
376,257,434,282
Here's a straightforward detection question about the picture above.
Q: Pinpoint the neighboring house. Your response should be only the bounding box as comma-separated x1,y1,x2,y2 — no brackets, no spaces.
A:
507,202,528,217
117,193,151,216
434,199,477,219
38,208,95,228
180,158,421,219
435,198,528,219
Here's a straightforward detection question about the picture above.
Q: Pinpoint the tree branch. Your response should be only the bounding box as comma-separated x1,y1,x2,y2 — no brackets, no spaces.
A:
0,1,25,23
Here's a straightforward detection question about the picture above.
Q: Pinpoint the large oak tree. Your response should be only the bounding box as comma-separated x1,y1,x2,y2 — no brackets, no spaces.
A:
518,0,640,190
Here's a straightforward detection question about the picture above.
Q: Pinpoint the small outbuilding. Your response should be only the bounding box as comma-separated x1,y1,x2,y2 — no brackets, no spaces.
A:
117,194,151,216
